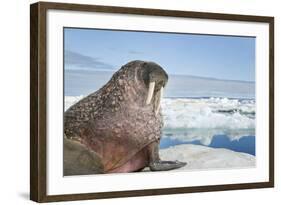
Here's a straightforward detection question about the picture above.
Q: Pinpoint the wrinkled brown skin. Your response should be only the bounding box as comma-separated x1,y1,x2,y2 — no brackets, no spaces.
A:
64,60,186,176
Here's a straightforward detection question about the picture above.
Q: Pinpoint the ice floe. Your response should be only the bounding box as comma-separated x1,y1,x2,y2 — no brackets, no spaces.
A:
160,144,255,170
64,96,255,146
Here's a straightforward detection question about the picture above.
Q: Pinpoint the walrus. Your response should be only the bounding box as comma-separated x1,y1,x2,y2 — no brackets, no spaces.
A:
64,60,186,175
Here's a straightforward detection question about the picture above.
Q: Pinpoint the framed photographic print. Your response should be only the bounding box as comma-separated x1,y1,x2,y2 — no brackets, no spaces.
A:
30,1,274,202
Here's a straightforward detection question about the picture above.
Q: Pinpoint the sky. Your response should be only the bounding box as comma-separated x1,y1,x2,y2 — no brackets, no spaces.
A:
64,28,255,82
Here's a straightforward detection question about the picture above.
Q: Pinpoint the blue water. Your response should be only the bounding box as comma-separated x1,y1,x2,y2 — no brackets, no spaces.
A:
160,135,255,156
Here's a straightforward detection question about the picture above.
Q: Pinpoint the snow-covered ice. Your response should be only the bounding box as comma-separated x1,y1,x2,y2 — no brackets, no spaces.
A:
64,95,84,111
160,144,255,170
65,97,255,128
161,97,255,145
65,96,255,146
162,97,255,130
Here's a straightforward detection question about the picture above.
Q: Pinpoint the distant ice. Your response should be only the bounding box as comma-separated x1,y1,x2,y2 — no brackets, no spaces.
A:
64,95,84,111
65,96,256,126
65,96,255,146
64,70,255,99
162,97,255,130
166,74,255,99
160,144,255,170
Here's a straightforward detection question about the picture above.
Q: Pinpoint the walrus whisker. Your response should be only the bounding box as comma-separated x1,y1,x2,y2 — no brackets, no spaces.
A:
146,81,155,105
156,87,163,115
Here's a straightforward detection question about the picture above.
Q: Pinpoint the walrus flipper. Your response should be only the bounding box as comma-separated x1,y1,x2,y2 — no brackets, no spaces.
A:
63,137,104,176
149,160,187,171
147,142,187,171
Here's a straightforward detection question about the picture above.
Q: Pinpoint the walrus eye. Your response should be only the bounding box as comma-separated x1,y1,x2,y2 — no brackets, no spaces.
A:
146,81,155,105
155,86,163,114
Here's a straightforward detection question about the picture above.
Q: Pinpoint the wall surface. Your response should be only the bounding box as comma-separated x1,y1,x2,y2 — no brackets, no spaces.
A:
0,0,279,204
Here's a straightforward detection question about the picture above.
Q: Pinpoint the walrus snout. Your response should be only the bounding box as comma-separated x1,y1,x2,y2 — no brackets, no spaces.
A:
142,62,168,114
144,62,168,87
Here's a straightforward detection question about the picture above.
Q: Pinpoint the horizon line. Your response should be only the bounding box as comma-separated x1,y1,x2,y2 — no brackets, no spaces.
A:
65,68,255,84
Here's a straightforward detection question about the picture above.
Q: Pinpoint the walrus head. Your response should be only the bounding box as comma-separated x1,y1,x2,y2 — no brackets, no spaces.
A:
111,60,168,115
141,61,168,114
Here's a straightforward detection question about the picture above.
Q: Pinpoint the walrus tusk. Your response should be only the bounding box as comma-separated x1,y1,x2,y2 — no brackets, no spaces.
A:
146,81,155,105
156,87,163,114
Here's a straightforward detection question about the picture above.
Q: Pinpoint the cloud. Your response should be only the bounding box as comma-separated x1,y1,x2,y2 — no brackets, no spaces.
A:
64,50,114,70
128,50,144,55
